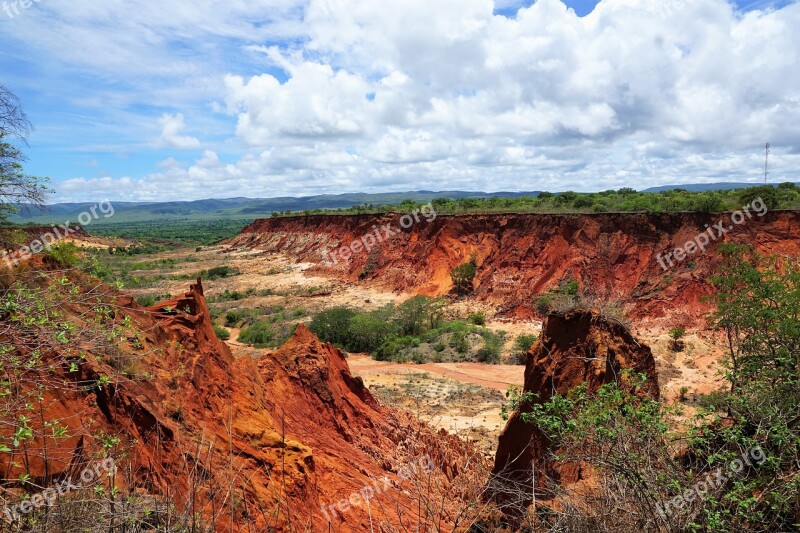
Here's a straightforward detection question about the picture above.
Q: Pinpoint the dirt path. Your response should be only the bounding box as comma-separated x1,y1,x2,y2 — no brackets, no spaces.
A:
348,355,524,393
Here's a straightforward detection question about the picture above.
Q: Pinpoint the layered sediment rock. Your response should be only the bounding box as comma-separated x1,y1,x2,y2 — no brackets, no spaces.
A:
488,310,659,514
229,211,800,326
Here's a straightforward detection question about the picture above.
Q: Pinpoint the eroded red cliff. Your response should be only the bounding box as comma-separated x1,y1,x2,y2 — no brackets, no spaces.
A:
229,211,800,327
0,263,477,531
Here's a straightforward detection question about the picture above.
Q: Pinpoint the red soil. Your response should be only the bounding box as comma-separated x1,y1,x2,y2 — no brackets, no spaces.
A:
488,310,659,515
229,211,800,328
1,265,477,531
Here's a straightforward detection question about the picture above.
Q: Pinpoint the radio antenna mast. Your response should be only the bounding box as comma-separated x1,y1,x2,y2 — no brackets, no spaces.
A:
765,143,770,184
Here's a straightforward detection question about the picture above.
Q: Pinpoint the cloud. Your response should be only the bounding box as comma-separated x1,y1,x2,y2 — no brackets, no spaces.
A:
3,0,798,202
157,113,202,149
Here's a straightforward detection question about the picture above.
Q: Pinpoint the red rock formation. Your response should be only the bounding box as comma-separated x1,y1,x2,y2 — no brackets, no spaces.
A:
228,211,800,327
488,310,659,514
0,266,477,531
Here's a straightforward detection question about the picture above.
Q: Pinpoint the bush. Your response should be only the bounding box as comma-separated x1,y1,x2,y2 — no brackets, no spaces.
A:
225,310,245,327
536,294,554,315
348,310,395,353
214,325,231,341
476,331,503,363
238,321,274,348
668,328,686,340
514,334,538,355
47,242,81,267
309,307,357,347
739,185,779,210
451,262,477,294
396,296,444,335
560,279,579,296
468,311,486,326
136,294,170,307
205,266,238,280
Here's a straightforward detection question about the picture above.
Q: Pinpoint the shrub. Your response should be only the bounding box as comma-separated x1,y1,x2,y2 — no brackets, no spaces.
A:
668,328,685,340
560,279,579,296
668,327,686,352
348,310,396,353
396,296,444,335
136,294,170,307
514,334,538,355
468,311,486,326
238,321,274,348
214,325,231,341
47,242,81,267
536,294,554,315
309,307,357,347
450,331,469,354
451,262,477,294
739,185,779,210
476,331,503,363
225,310,244,327
205,266,238,280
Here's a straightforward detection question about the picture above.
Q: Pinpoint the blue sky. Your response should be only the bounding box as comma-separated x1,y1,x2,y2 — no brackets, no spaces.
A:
1,0,798,202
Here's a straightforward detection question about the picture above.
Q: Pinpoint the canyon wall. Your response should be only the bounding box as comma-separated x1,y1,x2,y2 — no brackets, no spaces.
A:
229,211,800,327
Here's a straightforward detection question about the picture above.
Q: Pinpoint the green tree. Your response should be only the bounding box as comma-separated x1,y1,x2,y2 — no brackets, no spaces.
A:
451,261,477,294
348,307,396,352
308,307,357,347
0,85,49,225
739,185,779,210
396,296,444,335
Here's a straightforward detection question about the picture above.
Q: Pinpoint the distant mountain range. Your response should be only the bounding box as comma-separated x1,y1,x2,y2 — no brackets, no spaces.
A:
641,182,795,193
10,183,795,225
10,191,542,224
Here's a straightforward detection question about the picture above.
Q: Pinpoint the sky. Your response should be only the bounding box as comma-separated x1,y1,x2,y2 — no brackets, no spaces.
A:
0,0,798,202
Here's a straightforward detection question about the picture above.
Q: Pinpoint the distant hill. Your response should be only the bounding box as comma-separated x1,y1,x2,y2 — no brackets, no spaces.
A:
642,182,798,193
14,184,799,225
10,191,543,225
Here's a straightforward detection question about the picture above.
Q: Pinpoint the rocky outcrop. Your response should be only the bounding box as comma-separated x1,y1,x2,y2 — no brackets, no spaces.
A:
0,266,477,531
228,211,800,327
488,310,659,514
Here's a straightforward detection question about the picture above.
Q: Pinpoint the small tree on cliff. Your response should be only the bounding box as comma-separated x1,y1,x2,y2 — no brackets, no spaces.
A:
451,257,477,295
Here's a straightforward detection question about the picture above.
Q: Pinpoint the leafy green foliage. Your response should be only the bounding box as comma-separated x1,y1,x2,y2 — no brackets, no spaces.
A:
511,334,538,364
237,321,274,348
309,307,358,347
213,325,230,341
468,311,486,326
270,185,800,218
46,242,81,267
451,261,477,294
739,185,780,210
309,299,504,363
668,327,686,340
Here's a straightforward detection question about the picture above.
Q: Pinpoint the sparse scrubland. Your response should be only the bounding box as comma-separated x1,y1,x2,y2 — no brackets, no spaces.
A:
275,184,800,217
308,296,507,364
